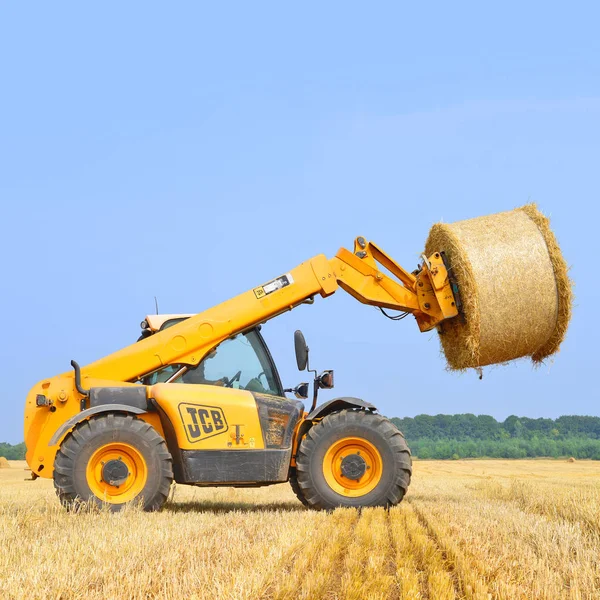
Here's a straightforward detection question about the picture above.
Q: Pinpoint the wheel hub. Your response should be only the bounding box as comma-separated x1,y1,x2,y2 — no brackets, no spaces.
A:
101,458,129,487
340,453,367,480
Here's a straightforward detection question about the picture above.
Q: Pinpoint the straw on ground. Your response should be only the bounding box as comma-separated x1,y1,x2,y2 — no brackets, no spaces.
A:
0,459,598,600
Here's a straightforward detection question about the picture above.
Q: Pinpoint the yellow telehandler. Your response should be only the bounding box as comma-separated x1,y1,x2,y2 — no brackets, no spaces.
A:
24,238,460,510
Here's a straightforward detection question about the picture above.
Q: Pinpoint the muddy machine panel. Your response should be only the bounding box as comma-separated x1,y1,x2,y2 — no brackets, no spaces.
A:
150,383,303,484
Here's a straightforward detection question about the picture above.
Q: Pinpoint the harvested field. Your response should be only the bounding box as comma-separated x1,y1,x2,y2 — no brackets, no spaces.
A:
1,460,599,599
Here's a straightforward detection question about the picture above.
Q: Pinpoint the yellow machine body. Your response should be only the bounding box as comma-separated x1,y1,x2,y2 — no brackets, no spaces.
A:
24,238,459,489
150,384,265,451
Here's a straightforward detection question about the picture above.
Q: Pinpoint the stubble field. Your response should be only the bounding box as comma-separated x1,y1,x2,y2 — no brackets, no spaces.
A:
1,459,599,600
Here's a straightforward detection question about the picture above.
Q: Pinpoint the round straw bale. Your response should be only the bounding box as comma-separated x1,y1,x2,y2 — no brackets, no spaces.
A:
568,457,576,463
425,204,572,370
0,456,10,468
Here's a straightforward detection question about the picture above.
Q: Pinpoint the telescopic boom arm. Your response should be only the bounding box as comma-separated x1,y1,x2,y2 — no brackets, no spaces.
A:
74,237,459,387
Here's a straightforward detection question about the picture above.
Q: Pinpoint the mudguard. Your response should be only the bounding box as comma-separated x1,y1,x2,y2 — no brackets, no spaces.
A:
48,404,147,446
48,386,150,447
306,397,376,421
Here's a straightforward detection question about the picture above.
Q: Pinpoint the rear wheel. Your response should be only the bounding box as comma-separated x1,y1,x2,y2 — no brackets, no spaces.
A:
54,413,173,512
295,410,411,509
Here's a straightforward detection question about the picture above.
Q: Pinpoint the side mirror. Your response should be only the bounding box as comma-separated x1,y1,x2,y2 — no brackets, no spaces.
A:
294,330,309,371
293,382,309,400
317,370,334,390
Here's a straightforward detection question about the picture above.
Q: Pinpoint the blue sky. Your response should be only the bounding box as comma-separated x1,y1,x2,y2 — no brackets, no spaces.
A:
1,3,598,443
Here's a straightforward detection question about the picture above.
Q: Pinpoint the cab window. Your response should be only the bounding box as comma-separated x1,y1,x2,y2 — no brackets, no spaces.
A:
177,330,283,396
142,364,181,385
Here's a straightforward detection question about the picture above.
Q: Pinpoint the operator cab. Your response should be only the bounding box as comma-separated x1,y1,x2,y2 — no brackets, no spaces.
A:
137,316,334,407
140,326,284,397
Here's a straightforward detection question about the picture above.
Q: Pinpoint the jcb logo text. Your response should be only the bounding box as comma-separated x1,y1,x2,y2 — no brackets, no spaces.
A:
178,403,228,443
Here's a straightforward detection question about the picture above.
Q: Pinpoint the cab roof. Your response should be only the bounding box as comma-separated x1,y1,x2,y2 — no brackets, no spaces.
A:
144,314,193,332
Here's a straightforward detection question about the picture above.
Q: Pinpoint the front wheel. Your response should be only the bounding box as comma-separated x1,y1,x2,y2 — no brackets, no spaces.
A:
53,413,173,512
295,410,411,509
288,468,309,506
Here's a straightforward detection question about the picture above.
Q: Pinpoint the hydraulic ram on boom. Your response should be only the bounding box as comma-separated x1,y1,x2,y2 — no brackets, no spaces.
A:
24,237,459,511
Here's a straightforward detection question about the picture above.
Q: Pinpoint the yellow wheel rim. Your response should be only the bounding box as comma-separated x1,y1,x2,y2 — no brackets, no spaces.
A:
86,443,148,504
323,436,383,497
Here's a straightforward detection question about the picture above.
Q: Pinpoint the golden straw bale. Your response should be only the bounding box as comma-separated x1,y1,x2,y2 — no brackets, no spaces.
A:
0,456,10,468
425,204,572,370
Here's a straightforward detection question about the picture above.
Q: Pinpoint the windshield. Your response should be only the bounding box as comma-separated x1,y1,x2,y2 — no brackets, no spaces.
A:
141,329,283,396
177,330,283,396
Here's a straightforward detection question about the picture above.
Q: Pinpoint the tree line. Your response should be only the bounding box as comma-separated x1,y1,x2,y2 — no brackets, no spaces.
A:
389,414,600,459
0,442,26,460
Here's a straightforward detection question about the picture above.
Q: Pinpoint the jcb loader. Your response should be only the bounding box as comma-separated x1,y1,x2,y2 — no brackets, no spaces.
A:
24,238,460,510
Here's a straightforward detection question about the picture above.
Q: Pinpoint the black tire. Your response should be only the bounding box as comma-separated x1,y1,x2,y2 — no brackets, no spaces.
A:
53,413,173,512
296,410,412,510
288,468,309,506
